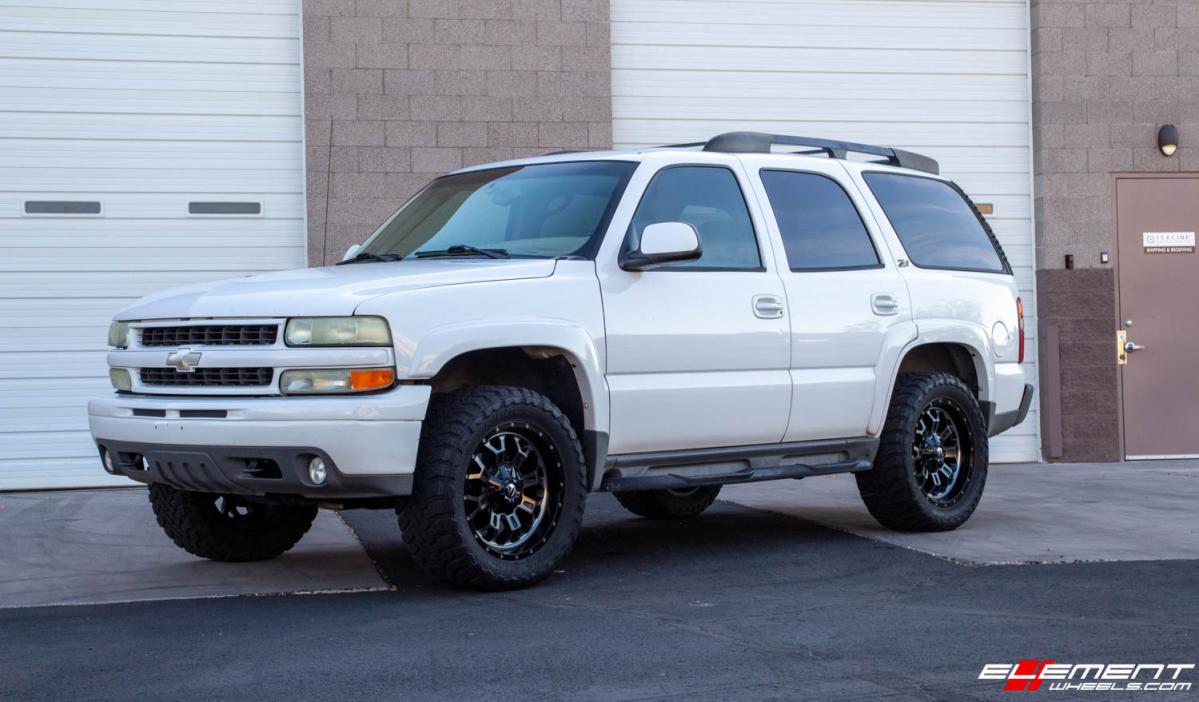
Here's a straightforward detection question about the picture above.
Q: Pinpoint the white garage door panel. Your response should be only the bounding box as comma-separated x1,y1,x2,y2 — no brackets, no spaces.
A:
0,458,118,491
612,0,1040,462
619,96,1027,123
7,247,305,271
619,70,1029,99
0,2,305,490
1,0,299,14
0,59,299,93
0,6,298,37
0,193,304,219
616,120,1030,148
0,32,297,64
2,407,96,433
0,87,300,116
0,326,112,353
0,222,305,249
0,352,107,375
4,169,304,193
614,47,1025,75
3,113,300,142
0,432,97,461
0,271,278,300
0,141,302,171
616,23,1026,51
615,0,1025,28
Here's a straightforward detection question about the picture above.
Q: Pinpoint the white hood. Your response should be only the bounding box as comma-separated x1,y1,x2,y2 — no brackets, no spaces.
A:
114,259,558,321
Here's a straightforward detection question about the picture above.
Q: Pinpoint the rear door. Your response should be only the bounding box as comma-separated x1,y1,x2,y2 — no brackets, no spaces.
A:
742,157,915,441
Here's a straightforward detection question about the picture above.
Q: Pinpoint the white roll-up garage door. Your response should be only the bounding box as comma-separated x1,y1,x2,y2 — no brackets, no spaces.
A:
611,0,1040,462
0,1,306,489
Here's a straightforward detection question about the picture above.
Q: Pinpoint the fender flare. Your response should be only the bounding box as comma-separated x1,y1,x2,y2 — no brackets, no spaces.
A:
868,322,993,435
406,318,609,436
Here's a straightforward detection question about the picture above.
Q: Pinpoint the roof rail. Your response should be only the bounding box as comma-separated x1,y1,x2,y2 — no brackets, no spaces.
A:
701,131,939,175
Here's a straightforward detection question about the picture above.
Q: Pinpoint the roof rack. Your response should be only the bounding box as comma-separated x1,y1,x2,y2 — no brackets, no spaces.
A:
699,131,939,175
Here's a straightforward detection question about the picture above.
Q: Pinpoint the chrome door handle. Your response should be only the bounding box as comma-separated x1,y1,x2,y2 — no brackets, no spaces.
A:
871,293,899,316
1124,340,1146,352
753,294,785,319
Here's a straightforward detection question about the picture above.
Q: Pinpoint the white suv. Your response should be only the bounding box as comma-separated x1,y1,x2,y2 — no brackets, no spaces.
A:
90,132,1032,590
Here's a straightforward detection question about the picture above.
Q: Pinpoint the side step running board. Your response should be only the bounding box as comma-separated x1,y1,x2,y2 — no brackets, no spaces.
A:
599,437,877,493
601,458,872,492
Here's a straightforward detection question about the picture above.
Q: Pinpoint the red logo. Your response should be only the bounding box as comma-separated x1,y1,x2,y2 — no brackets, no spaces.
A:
1003,659,1055,691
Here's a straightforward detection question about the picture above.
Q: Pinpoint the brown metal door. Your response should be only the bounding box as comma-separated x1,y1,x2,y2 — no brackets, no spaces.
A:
1116,177,1199,458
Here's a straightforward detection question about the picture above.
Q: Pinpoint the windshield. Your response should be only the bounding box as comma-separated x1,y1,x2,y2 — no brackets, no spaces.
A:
358,161,638,260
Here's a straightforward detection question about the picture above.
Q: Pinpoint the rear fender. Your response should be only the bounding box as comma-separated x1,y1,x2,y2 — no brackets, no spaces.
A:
869,322,992,435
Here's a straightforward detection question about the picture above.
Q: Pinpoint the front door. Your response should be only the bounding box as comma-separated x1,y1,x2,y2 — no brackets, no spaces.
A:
597,161,791,455
1115,177,1199,458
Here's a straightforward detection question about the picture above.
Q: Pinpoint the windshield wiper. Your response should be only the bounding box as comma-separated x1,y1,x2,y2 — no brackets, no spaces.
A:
414,245,509,259
336,252,403,265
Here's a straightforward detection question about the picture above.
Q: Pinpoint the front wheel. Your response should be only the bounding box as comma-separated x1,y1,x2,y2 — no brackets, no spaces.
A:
398,386,586,590
148,484,317,561
856,372,988,532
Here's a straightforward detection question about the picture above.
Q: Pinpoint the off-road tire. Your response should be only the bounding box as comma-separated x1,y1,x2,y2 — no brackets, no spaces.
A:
398,386,586,591
148,484,317,561
856,372,989,532
614,486,722,519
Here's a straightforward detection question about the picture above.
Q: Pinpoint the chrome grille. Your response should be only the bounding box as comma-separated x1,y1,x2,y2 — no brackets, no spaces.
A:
140,368,273,387
140,324,278,347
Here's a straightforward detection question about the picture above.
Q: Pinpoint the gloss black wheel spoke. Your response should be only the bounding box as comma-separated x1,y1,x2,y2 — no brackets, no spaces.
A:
463,425,560,560
911,400,969,505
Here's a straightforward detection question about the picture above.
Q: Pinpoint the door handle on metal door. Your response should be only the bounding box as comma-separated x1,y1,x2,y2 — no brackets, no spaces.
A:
753,294,785,319
871,293,899,316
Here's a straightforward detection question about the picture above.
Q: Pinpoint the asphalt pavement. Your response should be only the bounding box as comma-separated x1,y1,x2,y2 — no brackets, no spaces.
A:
3,491,1196,701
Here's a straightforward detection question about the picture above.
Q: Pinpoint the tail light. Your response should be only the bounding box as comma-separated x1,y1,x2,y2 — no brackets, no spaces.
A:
1016,297,1025,363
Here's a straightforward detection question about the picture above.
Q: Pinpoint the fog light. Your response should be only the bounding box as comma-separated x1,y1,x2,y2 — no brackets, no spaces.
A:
308,457,327,486
102,448,116,474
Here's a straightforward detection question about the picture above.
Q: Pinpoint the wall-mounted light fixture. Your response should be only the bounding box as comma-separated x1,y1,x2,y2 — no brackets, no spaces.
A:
1158,124,1179,157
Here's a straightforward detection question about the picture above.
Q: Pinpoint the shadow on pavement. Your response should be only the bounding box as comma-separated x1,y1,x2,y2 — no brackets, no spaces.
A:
342,493,945,595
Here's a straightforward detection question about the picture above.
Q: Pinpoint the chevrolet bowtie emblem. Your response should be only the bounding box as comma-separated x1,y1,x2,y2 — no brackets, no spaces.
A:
166,347,202,373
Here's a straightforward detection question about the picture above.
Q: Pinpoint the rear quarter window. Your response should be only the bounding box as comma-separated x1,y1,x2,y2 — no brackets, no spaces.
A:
863,172,1007,273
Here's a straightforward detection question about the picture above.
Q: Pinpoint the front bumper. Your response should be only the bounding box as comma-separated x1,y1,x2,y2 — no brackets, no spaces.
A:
88,386,431,499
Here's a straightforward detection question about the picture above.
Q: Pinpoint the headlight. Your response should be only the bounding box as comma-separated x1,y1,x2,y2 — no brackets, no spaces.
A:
108,322,129,348
285,317,391,347
279,368,395,395
109,368,132,391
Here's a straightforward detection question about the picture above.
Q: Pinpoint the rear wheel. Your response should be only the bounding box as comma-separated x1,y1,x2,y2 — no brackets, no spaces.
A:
398,386,586,590
148,484,317,561
856,372,988,532
614,486,722,519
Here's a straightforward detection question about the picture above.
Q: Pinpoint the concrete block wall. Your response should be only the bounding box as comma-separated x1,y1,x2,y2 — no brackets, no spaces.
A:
1031,0,1199,461
302,0,613,265
1032,0,1199,270
1036,269,1120,462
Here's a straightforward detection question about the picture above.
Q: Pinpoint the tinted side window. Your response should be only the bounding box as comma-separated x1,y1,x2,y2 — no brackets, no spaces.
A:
760,170,880,271
628,166,761,270
863,173,1005,273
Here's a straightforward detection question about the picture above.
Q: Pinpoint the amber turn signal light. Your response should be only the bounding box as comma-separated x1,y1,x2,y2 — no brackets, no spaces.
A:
349,368,396,391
